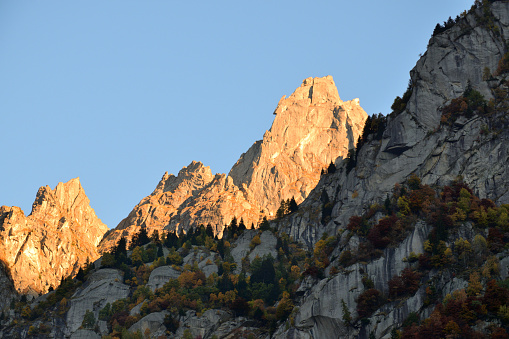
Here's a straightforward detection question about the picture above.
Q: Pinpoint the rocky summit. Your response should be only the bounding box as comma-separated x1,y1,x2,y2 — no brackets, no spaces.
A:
99,75,367,252
0,178,108,295
229,76,367,215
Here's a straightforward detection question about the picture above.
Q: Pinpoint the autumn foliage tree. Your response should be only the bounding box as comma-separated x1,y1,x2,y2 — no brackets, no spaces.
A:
356,288,384,319
388,268,422,299
367,215,399,249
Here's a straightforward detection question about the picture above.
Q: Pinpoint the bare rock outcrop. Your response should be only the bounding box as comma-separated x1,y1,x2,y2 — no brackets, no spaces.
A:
128,311,168,338
99,76,367,251
274,221,468,338
0,178,108,294
66,269,130,335
99,161,216,250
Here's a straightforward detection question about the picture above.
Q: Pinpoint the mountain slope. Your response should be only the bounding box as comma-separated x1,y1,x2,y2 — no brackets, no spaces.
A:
228,76,366,214
272,1,509,337
4,2,509,338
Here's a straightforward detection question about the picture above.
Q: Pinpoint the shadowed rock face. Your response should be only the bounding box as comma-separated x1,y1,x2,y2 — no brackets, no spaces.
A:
0,261,16,310
272,3,509,337
279,2,509,249
4,3,508,338
99,76,367,252
0,178,108,294
65,269,130,334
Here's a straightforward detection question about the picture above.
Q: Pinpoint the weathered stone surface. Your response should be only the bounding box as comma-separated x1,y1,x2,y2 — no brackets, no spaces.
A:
128,311,168,338
248,231,278,262
169,174,261,238
146,266,180,292
129,299,147,316
99,161,215,251
500,255,509,279
0,260,16,311
230,230,256,273
66,269,130,334
405,5,508,131
182,248,218,277
0,178,108,294
276,221,432,338
176,309,231,339
277,4,509,337
99,76,367,251
230,230,278,274
229,76,366,214
70,329,101,339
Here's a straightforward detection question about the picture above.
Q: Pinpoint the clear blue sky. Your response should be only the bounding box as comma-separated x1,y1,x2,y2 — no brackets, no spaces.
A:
0,1,472,228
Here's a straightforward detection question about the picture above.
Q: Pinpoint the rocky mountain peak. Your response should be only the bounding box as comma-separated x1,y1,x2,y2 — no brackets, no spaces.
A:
303,75,341,104
272,75,341,106
7,3,509,338
229,75,367,213
99,76,367,251
0,178,108,294
152,161,214,197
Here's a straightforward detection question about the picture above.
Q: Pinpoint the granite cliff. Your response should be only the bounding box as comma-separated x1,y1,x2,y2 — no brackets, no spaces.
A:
0,178,108,295
280,0,509,249
273,1,509,337
99,76,367,252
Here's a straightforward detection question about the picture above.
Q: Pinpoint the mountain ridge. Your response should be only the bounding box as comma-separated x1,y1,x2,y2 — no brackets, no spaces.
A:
3,2,509,338
98,75,367,252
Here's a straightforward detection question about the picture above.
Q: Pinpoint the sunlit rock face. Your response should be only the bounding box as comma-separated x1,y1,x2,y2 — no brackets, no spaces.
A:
99,76,367,251
0,178,108,294
229,75,367,214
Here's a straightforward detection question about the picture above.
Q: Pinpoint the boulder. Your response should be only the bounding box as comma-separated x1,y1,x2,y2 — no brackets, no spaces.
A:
146,266,180,292
128,311,168,338
70,329,101,339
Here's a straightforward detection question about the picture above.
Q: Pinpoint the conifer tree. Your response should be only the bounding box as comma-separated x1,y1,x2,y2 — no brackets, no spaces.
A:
289,197,298,213
130,227,150,249
328,161,336,174
259,216,271,231
150,230,160,244
238,218,246,231
205,224,214,237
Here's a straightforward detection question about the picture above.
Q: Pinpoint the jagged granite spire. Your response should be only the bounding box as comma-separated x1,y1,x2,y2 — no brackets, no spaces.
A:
229,75,366,213
0,178,108,294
